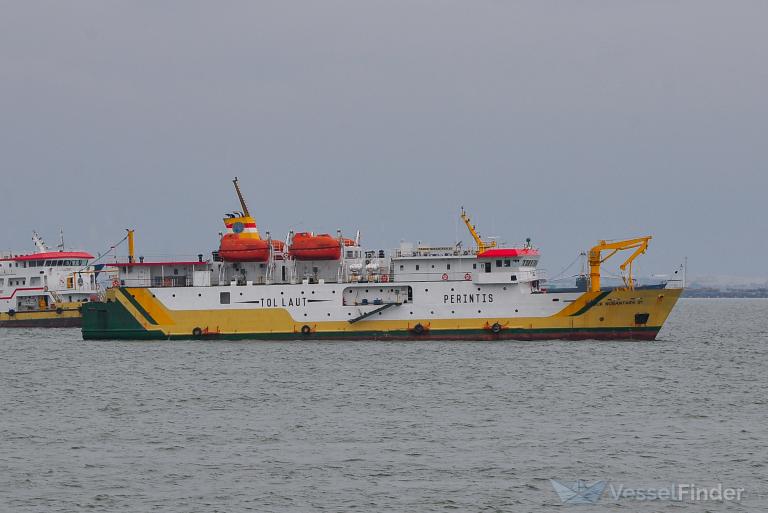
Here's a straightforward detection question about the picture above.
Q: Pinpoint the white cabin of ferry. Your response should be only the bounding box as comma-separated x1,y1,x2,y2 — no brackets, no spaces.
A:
0,249,98,313
114,237,544,292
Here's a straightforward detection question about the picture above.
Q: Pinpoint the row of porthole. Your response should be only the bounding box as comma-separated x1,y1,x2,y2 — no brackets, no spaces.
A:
142,291,524,317
305,309,518,317
295,308,522,318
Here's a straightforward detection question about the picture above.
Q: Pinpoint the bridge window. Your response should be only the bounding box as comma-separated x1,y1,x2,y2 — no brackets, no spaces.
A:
496,260,502,268
415,265,420,271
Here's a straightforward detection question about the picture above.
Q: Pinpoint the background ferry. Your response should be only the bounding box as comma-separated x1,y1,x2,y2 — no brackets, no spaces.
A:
0,232,100,327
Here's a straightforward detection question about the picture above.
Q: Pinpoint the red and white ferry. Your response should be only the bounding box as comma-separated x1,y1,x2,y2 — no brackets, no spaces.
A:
0,232,100,327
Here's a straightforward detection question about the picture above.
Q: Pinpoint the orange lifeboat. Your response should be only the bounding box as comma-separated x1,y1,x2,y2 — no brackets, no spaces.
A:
219,235,285,262
289,233,343,260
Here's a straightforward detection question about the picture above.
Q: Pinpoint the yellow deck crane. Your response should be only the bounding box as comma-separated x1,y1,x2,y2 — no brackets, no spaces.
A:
460,207,497,253
588,236,652,292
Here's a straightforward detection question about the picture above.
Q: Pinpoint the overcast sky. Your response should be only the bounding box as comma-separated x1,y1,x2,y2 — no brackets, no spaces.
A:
1,1,765,279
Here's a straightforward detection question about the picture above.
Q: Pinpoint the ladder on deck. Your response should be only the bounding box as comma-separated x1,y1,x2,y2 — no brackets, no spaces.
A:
348,302,400,324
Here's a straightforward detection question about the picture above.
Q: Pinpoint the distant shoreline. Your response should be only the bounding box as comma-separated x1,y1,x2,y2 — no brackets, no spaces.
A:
682,289,768,298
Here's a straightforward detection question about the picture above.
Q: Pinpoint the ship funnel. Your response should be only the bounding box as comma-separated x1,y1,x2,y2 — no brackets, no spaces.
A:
223,178,261,240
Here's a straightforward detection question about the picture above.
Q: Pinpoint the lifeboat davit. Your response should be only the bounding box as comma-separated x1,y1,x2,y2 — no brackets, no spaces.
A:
289,233,348,260
219,235,285,262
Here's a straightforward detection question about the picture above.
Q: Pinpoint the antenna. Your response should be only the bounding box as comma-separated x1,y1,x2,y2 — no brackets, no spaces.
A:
232,177,250,217
58,228,65,251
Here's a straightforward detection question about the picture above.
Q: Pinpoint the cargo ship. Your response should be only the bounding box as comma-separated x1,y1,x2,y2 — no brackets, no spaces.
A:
1,232,101,327
81,179,683,340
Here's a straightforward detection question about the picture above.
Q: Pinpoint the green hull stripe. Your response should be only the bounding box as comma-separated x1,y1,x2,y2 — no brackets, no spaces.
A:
83,324,660,341
569,290,611,316
119,288,158,325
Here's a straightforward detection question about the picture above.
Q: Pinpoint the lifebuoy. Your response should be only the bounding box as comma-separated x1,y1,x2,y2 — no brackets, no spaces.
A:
381,274,389,283
412,323,425,335
112,279,120,288
491,322,502,334
301,325,312,335
192,327,203,337
7,309,15,317
56,307,63,315
464,273,472,281
441,273,449,281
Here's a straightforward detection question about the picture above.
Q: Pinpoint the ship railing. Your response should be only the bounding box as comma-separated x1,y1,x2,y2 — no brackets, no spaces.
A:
664,278,685,289
392,248,478,258
116,276,193,288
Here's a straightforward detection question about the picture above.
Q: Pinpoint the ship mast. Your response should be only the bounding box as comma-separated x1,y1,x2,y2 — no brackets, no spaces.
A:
233,177,250,217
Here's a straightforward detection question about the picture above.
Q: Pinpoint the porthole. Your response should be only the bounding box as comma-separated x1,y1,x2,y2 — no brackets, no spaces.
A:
280,291,284,295
312,291,315,294
424,288,429,292
304,313,308,317
301,291,305,294
451,288,454,291
430,311,434,314
327,313,331,316
478,309,481,313
198,293,202,297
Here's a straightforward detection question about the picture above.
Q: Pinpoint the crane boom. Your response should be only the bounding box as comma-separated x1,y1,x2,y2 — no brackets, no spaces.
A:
588,236,652,292
232,177,251,217
460,207,496,253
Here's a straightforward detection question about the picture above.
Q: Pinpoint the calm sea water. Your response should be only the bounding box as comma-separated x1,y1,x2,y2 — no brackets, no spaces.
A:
1,299,766,512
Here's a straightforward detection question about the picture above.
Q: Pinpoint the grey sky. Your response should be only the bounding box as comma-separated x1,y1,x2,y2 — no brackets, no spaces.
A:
1,1,765,279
